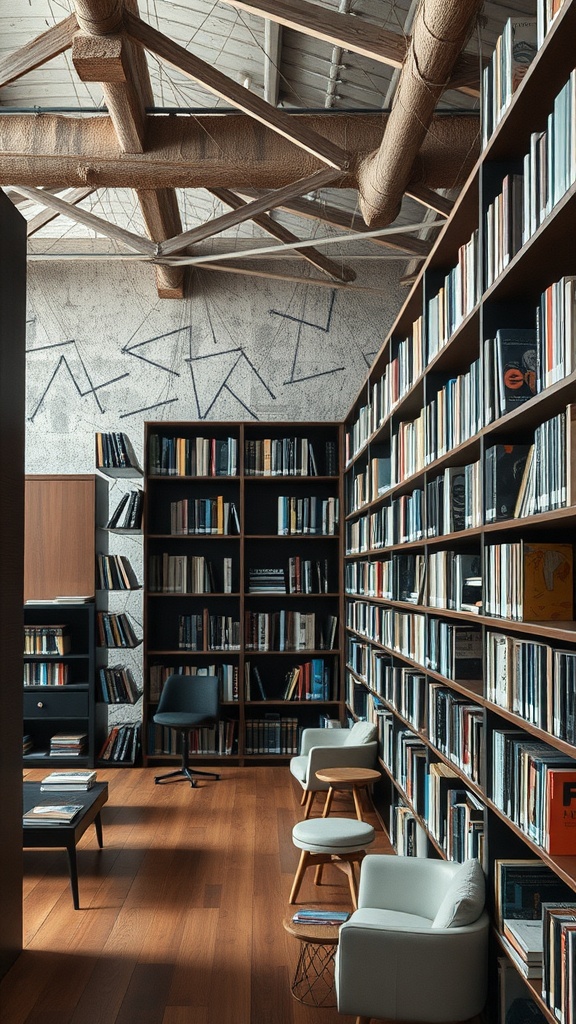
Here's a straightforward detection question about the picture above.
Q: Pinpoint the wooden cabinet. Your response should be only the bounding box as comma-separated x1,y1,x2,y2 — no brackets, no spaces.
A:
343,4,576,1020
142,421,343,765
23,475,106,767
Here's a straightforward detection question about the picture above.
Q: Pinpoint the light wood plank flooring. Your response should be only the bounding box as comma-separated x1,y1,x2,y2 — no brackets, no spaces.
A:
3,766,393,1024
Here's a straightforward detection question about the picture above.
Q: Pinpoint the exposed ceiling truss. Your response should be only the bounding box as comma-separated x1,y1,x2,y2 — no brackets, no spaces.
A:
0,0,493,298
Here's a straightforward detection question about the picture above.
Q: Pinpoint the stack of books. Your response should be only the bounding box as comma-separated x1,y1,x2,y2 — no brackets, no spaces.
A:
49,732,87,757
247,567,286,593
23,804,83,826
40,770,96,792
292,908,350,925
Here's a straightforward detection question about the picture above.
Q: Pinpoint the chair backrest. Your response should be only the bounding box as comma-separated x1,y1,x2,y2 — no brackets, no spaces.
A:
156,674,219,718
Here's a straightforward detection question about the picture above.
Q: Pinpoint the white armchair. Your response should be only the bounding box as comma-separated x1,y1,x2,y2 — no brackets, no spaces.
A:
335,854,489,1024
289,721,378,818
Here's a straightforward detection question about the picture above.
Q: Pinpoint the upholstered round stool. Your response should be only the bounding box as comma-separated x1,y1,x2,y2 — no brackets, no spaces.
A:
289,817,375,908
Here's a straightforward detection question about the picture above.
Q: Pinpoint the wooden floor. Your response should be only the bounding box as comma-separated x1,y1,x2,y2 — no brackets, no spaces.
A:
3,766,393,1024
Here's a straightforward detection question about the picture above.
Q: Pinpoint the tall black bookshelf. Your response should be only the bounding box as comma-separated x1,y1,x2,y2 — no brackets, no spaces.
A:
342,4,576,1021
142,421,343,766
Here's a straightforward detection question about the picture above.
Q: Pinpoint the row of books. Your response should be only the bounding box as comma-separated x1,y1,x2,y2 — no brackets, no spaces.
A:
346,541,573,623
169,497,240,535
244,715,300,755
486,631,576,743
148,434,238,477
96,553,140,591
389,801,428,858
481,17,538,147
383,722,484,862
244,437,337,476
97,665,140,705
492,729,576,855
486,71,576,289
245,658,335,701
277,495,339,536
98,723,140,762
346,291,574,487
177,613,241,651
348,620,576,747
426,229,480,359
244,610,338,652
344,553,426,605
248,558,330,595
364,330,424,444
24,661,69,686
96,431,141,472
148,663,239,703
148,720,235,756
24,625,70,655
346,602,426,666
96,612,140,649
427,683,484,786
148,554,233,594
484,541,573,622
105,489,143,530
347,405,573,544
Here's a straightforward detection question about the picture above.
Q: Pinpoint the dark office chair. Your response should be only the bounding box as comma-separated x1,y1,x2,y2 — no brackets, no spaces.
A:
153,674,221,786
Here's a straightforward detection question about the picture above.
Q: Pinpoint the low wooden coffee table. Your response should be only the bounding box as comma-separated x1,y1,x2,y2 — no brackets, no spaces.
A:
315,767,381,820
23,781,109,909
283,908,344,1006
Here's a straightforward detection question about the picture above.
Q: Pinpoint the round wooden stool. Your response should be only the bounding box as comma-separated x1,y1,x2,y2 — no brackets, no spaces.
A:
289,817,375,908
315,767,381,820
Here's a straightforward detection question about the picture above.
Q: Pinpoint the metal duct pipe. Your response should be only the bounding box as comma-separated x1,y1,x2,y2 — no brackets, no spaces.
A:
357,0,483,226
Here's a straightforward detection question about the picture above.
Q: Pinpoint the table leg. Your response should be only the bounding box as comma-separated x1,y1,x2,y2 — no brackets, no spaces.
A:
322,787,335,817
291,940,336,1007
94,812,104,849
66,843,80,910
352,785,364,821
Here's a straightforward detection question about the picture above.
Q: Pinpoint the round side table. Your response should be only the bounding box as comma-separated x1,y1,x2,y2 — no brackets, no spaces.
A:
283,910,343,1007
315,766,381,820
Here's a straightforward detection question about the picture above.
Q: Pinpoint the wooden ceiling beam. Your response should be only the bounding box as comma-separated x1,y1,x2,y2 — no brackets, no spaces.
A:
263,20,282,107
72,33,146,152
159,220,439,267
159,167,341,256
137,188,186,297
26,187,96,236
10,185,156,254
209,187,355,283
237,189,433,257
123,9,350,170
216,0,480,93
71,0,183,297
0,13,78,88
0,113,479,192
405,184,454,218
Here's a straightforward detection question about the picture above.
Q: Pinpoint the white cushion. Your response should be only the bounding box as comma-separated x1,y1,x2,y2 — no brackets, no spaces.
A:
432,858,485,929
344,721,377,745
293,817,375,853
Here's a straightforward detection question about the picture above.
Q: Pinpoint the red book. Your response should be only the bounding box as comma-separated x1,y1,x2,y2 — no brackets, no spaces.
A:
545,768,576,854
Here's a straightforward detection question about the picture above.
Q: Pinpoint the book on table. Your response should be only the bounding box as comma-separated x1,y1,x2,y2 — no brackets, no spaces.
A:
292,909,350,925
23,804,83,825
40,769,97,791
